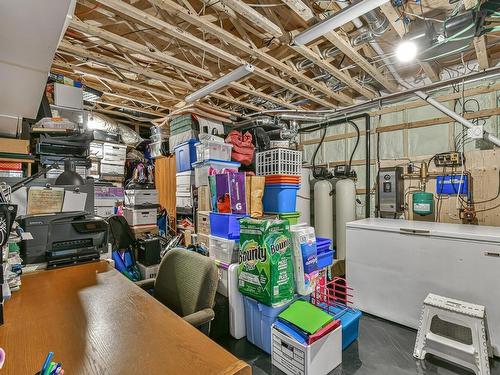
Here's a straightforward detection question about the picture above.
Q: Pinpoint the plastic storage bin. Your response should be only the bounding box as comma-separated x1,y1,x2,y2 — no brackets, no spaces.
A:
278,212,301,225
209,235,238,264
176,171,195,195
195,140,232,162
174,139,198,172
209,212,247,240
193,159,240,187
263,184,299,213
316,237,332,254
271,323,342,375
317,249,335,269
265,175,300,185
330,305,362,350
123,207,157,226
197,211,211,235
256,148,302,176
243,296,295,354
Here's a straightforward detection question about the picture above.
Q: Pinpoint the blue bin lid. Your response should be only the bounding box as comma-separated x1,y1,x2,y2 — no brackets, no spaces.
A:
192,159,241,168
174,138,198,149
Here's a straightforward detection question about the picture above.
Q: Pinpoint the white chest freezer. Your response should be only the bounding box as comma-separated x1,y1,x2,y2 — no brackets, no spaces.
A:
346,218,500,356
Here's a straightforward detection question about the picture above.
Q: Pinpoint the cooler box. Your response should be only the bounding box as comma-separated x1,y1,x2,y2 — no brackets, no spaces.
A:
174,139,197,172
243,296,295,354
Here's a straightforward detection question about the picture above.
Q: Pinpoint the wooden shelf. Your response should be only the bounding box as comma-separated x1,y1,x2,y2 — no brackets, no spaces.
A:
0,157,35,176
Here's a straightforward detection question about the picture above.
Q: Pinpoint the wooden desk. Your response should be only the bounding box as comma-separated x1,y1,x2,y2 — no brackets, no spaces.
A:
1,262,251,375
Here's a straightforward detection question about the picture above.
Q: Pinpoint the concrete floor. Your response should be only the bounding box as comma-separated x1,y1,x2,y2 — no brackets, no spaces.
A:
217,314,500,375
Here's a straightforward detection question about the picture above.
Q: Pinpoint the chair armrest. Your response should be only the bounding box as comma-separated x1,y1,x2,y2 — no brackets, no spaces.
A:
135,278,155,290
183,308,215,327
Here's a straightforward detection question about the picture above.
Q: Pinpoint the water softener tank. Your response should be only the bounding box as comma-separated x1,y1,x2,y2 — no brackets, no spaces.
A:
335,179,356,260
314,180,333,241
412,191,434,216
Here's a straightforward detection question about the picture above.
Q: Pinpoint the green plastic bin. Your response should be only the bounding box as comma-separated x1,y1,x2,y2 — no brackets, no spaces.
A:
278,212,301,225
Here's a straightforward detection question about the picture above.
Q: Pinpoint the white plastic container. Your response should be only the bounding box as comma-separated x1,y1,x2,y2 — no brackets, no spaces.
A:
197,233,210,249
290,225,320,296
228,263,246,339
169,130,199,152
195,140,232,162
176,192,193,208
193,160,240,187
89,141,104,158
149,140,163,159
256,148,302,176
271,323,342,375
102,143,127,165
88,160,100,179
95,206,115,217
209,235,238,264
123,207,157,226
125,189,159,206
137,262,159,279
176,171,195,194
197,211,210,235
215,260,230,297
100,163,124,176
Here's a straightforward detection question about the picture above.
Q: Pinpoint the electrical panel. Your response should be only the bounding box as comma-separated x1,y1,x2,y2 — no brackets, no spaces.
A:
434,152,464,168
377,167,404,218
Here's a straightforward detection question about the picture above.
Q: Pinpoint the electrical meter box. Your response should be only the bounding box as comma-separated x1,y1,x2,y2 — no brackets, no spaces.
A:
377,167,404,218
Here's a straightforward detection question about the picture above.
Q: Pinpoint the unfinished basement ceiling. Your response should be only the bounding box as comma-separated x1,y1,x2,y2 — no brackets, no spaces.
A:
51,0,500,125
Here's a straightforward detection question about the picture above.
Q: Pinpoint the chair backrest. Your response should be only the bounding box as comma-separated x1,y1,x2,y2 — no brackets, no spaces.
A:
108,215,135,250
153,248,218,318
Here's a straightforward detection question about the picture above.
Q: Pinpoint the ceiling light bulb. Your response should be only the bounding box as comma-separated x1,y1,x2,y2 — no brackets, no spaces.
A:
396,40,418,63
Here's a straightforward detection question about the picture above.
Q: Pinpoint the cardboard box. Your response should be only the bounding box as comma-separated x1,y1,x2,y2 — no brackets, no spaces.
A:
197,211,210,235
198,185,211,211
137,262,159,280
130,224,159,240
0,138,29,154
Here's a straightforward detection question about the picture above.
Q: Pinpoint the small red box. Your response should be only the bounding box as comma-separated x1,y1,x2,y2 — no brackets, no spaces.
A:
0,162,22,171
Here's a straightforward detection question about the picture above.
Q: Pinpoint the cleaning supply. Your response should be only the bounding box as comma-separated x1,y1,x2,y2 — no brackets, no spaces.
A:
290,225,319,295
238,218,295,306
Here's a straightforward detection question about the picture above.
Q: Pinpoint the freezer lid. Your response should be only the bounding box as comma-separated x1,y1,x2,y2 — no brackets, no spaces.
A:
346,218,500,243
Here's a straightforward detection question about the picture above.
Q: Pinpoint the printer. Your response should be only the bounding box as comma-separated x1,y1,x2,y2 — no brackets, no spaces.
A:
18,211,108,268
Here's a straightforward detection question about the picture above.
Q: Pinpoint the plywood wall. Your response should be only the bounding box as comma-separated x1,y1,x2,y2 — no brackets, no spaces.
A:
155,155,176,230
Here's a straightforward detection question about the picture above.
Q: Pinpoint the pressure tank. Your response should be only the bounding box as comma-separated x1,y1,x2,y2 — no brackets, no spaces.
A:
314,180,333,241
297,168,311,225
335,179,356,260
412,191,434,216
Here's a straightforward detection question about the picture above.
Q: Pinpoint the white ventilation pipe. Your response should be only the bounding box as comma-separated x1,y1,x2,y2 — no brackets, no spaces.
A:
369,41,500,147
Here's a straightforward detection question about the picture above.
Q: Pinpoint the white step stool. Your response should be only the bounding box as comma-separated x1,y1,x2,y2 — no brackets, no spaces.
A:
414,293,490,375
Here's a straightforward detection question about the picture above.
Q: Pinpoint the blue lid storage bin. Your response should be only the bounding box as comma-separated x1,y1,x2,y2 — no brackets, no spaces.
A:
316,237,332,254
209,212,248,240
317,249,335,269
263,184,299,213
243,296,295,353
174,139,198,172
329,305,362,350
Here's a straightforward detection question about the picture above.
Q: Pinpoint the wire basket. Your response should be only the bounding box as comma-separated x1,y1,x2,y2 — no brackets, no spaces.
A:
256,148,302,176
311,277,354,320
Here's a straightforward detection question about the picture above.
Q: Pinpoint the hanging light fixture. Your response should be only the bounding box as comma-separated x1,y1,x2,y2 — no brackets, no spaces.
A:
292,0,390,45
185,64,255,103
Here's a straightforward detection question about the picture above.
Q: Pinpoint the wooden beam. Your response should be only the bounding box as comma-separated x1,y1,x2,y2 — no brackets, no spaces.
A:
320,31,399,92
474,35,489,70
210,92,263,111
69,19,212,78
379,3,440,82
292,44,377,99
229,82,301,109
58,40,192,90
52,61,180,102
92,100,166,117
279,0,314,23
102,91,171,110
219,0,283,38
149,0,350,106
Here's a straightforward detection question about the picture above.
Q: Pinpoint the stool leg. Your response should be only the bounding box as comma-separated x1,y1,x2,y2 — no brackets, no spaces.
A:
472,318,490,375
414,305,433,359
